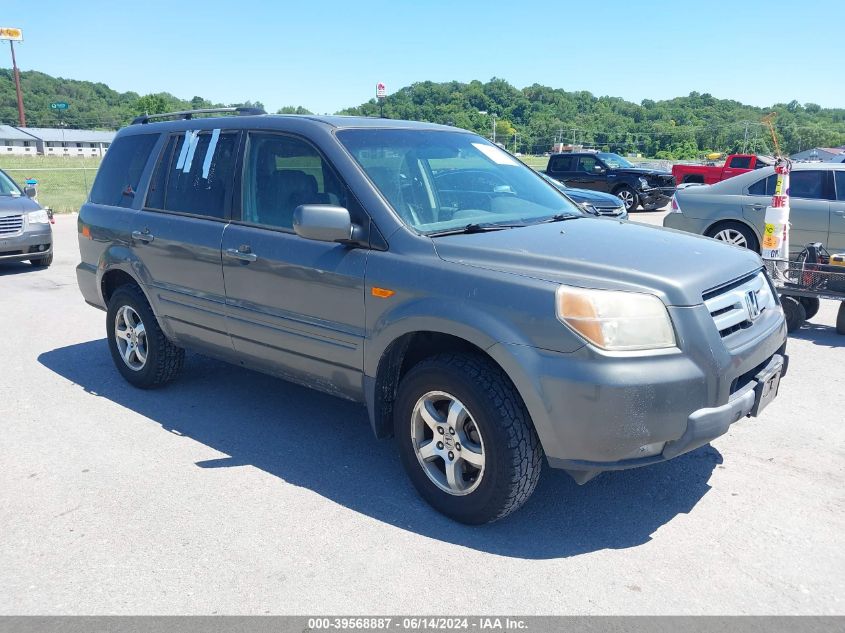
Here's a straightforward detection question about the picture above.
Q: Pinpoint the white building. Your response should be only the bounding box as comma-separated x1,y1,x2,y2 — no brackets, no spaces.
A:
0,125,39,155
0,126,115,157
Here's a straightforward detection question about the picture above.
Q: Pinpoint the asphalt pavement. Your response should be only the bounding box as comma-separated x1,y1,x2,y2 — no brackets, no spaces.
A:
0,214,843,615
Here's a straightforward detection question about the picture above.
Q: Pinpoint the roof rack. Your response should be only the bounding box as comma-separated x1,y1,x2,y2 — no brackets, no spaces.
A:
131,106,266,125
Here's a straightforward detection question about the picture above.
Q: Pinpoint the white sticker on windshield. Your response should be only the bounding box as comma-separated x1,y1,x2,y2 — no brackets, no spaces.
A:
472,142,518,166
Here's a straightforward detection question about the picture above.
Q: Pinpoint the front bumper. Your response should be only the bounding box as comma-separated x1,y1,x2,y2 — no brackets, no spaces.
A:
638,187,674,208
0,228,53,262
489,303,788,483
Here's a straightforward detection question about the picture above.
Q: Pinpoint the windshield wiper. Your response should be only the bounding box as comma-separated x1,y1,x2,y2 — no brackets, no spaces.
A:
537,213,584,223
428,222,526,237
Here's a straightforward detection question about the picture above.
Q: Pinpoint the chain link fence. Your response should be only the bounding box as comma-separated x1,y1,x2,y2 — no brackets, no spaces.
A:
0,157,99,212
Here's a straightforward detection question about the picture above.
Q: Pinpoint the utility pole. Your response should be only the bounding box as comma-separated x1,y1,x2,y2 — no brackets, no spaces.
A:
742,121,749,154
572,127,577,148
9,40,26,127
491,114,497,144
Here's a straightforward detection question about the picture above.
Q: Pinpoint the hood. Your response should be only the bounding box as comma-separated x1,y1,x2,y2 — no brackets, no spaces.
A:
432,218,762,306
613,167,671,176
564,187,624,206
0,195,41,215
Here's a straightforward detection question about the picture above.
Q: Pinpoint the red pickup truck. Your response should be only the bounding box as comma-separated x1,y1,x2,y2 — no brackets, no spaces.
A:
672,154,774,185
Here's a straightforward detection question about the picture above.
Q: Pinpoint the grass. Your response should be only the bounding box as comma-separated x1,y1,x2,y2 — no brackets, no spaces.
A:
0,155,102,213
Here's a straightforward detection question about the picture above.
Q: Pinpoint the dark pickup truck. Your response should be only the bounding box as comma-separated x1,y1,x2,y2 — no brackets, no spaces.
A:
545,151,675,212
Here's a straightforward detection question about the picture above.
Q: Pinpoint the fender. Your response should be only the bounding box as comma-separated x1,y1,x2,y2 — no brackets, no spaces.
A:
364,296,539,379
97,245,178,341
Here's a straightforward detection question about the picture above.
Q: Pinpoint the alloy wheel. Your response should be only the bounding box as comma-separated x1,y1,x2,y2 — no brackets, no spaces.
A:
411,391,485,496
617,189,635,210
113,305,148,371
713,228,748,248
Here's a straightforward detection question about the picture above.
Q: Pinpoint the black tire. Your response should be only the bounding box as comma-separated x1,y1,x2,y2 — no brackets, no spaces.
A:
30,252,53,267
106,285,184,388
781,295,806,333
705,221,760,253
798,297,820,321
394,353,543,524
837,302,845,335
615,185,639,212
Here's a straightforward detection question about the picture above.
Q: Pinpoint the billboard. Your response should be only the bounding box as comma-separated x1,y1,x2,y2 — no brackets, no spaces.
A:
0,27,23,41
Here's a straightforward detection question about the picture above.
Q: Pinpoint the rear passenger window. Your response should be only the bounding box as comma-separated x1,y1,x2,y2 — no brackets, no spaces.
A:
549,155,573,172
145,130,238,219
241,133,347,230
729,156,752,169
748,174,776,196
89,134,157,207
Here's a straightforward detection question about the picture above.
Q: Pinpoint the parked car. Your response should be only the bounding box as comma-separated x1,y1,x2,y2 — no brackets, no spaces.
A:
538,172,627,219
0,168,53,268
672,154,773,185
544,151,675,212
663,163,845,256
77,110,787,524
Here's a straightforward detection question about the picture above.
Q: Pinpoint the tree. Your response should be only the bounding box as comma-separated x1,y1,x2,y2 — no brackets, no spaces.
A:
277,106,313,114
134,94,168,116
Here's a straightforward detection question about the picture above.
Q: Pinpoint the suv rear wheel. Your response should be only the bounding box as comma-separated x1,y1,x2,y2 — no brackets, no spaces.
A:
394,353,542,524
106,285,184,388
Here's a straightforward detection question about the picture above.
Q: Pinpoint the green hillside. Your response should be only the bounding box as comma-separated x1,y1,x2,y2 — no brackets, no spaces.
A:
2,70,843,159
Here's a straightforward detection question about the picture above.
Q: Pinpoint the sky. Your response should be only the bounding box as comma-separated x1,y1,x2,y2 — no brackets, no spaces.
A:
2,0,843,115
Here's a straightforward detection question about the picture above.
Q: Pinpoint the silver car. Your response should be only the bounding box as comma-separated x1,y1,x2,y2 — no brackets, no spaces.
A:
0,169,53,267
664,163,845,257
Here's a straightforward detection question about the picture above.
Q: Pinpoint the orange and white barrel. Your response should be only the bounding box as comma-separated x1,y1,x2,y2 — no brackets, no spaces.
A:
761,162,790,267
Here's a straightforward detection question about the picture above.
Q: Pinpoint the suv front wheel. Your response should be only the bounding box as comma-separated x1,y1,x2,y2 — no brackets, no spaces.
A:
106,285,184,388
394,353,542,524
615,185,639,212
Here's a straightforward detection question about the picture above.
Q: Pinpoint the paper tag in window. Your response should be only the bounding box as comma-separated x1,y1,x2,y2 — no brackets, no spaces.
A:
472,143,518,166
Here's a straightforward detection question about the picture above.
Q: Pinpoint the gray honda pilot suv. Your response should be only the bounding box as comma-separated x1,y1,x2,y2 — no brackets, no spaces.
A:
76,109,788,523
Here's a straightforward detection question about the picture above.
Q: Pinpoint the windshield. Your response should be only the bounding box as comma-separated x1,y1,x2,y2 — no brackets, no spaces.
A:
0,170,22,197
597,153,633,169
337,129,583,234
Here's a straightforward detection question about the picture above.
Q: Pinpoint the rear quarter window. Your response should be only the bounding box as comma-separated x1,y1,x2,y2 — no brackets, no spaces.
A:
89,134,158,207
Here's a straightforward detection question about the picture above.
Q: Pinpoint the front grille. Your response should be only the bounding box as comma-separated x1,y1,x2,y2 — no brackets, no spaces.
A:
704,271,777,338
595,205,625,217
0,214,23,236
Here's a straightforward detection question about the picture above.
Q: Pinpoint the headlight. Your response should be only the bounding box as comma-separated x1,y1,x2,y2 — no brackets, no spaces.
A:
27,209,50,224
638,177,650,189
556,286,676,351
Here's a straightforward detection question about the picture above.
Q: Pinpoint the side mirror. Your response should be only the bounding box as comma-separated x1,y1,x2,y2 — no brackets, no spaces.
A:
24,186,37,198
593,165,605,174
293,205,354,243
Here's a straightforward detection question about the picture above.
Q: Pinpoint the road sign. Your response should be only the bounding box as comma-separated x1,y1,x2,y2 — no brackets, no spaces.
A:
50,102,69,110
376,82,386,99
0,27,23,41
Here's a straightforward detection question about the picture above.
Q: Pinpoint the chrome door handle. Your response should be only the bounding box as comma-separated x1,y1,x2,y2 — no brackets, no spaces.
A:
131,230,154,243
225,247,257,262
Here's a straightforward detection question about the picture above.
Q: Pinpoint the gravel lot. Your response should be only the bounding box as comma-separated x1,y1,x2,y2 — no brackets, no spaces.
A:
1,213,843,615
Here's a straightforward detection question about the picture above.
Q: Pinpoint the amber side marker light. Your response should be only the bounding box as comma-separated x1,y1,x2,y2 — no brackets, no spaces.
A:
81,225,91,239
371,287,395,298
